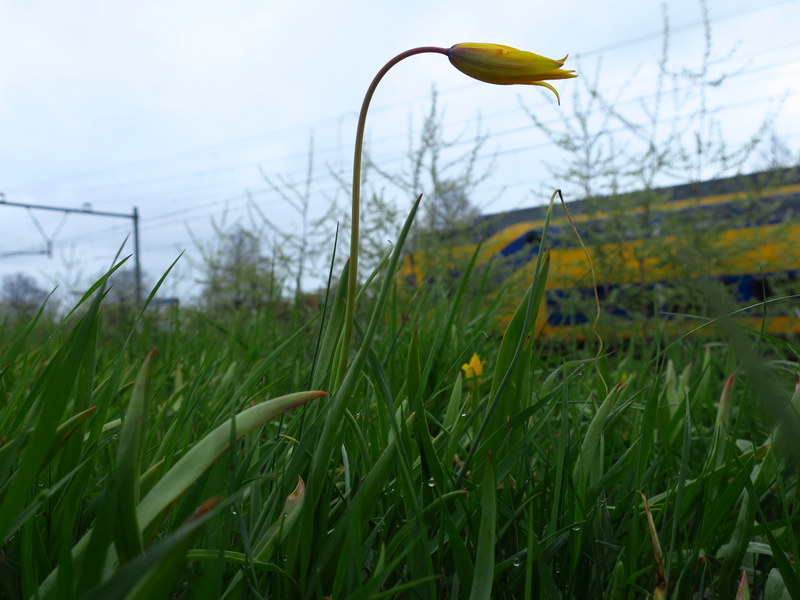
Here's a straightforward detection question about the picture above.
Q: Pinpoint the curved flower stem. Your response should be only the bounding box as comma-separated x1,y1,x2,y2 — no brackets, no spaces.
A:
339,46,448,383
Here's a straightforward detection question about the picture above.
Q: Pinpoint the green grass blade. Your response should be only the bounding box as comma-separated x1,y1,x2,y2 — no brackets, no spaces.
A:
78,497,226,600
311,259,349,390
138,390,326,531
743,475,800,598
0,284,104,546
113,348,156,562
0,406,97,479
253,476,306,562
469,450,496,600
572,383,624,493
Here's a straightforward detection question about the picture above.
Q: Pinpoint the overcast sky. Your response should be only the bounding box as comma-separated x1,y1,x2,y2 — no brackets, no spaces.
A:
1,0,798,302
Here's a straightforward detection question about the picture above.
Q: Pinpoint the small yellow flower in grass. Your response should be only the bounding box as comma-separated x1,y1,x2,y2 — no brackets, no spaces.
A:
447,43,577,104
461,352,485,390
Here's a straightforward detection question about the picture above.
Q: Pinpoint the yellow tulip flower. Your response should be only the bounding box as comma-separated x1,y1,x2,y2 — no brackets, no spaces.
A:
340,44,576,382
447,43,577,103
461,353,485,390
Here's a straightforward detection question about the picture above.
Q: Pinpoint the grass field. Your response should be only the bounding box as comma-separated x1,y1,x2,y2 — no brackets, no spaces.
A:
1,192,798,600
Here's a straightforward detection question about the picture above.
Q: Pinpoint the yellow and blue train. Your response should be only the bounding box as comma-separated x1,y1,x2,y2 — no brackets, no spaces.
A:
400,168,800,338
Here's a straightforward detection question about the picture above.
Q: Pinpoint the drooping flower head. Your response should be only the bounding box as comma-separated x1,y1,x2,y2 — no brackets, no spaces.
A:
447,43,577,104
339,44,576,383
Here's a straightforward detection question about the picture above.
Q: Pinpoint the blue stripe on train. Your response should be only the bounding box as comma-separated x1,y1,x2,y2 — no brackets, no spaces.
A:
544,269,799,326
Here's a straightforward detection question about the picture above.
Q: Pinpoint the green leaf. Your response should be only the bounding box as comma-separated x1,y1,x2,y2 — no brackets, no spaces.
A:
36,390,326,599
0,283,105,546
138,390,326,533
469,451,496,600
765,568,792,600
406,326,421,402
0,406,98,477
79,497,226,600
572,383,625,493
114,348,156,562
253,476,306,562
311,259,350,390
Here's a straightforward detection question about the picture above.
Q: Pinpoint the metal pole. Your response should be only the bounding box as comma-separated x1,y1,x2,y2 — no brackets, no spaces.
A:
133,206,142,305
1,198,144,303
0,197,133,219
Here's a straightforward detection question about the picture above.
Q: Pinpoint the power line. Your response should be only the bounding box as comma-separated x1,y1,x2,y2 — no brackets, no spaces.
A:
572,0,797,57
11,77,798,255
0,198,144,303
10,47,798,209
3,0,798,277
7,0,794,196
44,77,798,251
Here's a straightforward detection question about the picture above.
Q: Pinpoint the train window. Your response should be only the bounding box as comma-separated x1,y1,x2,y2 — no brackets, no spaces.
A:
752,276,772,302
760,270,799,301
524,231,541,245
499,229,541,258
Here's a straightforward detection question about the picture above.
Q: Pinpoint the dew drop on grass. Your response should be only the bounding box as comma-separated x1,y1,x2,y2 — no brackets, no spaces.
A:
426,477,435,488
461,412,467,417
571,525,581,532
512,557,521,567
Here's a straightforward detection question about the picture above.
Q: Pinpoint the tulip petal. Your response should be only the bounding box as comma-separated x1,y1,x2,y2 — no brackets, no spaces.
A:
447,43,577,102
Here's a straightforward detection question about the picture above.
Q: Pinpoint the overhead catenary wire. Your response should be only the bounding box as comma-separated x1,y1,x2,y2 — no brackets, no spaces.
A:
9,44,799,202
5,60,796,245
6,0,794,199
1,0,797,292
43,79,800,251
0,199,144,303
